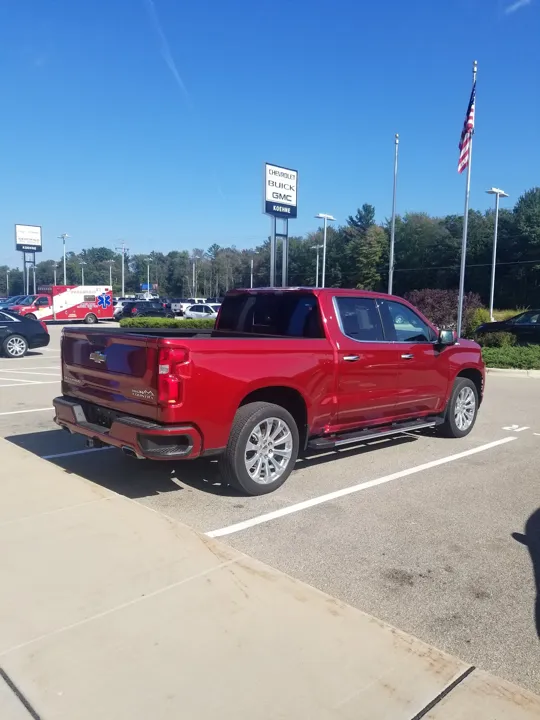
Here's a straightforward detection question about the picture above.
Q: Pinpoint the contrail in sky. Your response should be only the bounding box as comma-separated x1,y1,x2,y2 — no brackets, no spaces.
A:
143,0,192,108
504,0,532,14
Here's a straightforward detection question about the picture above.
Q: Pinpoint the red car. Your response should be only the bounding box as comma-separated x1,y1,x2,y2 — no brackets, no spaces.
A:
53,288,485,495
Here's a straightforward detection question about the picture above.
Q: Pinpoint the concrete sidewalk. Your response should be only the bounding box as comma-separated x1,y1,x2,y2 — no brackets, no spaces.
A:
0,439,539,720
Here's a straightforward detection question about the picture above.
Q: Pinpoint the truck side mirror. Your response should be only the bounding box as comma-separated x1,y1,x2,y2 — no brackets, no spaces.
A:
438,329,457,345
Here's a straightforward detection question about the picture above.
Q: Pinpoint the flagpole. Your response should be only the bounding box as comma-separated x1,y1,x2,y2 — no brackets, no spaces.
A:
388,133,399,295
456,60,477,338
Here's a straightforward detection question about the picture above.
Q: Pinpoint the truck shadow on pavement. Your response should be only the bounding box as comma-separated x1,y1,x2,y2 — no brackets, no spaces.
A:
512,509,540,639
6,429,417,499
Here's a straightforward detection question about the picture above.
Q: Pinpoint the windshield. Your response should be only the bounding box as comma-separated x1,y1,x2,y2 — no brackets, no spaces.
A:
16,295,37,306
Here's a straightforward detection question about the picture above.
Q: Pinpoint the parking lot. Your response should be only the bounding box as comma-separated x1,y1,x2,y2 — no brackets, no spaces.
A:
2,323,539,694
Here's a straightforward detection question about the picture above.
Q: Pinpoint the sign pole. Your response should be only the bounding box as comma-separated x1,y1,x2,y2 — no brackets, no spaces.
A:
281,219,289,287
270,217,276,287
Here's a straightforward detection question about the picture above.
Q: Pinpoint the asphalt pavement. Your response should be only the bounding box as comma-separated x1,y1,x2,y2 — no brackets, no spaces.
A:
1,323,539,696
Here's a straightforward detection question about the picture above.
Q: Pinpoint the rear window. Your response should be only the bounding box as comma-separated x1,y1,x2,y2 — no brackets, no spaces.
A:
218,293,324,338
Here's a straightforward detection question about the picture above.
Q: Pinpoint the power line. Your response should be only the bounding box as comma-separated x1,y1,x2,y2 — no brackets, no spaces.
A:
393,258,540,273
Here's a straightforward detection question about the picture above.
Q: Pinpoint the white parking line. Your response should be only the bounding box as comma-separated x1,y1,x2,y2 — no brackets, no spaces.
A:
0,408,53,416
206,437,518,538
42,447,115,460
0,366,59,370
0,380,59,388
0,370,59,377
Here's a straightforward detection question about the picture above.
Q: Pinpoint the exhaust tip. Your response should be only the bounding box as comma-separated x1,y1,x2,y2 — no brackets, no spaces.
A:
121,445,143,459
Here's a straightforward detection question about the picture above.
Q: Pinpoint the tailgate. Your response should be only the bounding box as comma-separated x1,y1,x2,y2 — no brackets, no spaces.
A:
61,329,161,420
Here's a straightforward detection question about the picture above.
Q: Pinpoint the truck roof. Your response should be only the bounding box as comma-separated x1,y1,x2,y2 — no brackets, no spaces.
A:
228,287,400,301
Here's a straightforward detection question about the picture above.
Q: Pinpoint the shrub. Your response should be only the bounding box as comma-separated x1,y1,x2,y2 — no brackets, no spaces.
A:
476,332,516,348
404,289,483,331
482,345,540,369
464,307,491,338
120,317,215,329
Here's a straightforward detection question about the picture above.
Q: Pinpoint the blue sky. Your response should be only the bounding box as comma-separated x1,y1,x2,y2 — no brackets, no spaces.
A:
1,0,539,267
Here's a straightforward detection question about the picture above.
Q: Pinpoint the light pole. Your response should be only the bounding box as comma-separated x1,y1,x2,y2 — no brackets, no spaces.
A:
79,261,87,285
486,187,509,321
51,262,58,286
250,253,259,288
58,233,70,285
6,269,9,296
388,133,399,295
192,257,197,296
32,265,36,293
107,259,114,289
311,245,321,287
115,241,128,297
315,214,335,288
146,259,151,298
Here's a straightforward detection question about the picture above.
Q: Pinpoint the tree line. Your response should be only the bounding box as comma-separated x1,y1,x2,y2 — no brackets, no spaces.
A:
2,187,540,309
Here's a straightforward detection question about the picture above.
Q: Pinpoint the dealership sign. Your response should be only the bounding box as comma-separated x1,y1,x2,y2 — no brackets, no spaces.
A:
15,224,42,252
264,163,298,219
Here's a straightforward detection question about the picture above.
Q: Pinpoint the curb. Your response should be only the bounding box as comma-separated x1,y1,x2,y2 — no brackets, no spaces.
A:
487,367,540,378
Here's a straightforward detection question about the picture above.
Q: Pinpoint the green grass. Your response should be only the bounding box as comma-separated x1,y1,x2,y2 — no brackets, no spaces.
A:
120,317,215,329
482,345,540,370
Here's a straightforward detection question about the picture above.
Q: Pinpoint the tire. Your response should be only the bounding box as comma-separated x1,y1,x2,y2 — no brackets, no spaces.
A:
437,377,479,438
85,313,98,324
25,314,36,321
3,334,29,358
221,402,299,495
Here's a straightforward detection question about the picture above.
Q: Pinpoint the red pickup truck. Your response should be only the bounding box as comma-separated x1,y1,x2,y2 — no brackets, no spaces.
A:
53,288,485,495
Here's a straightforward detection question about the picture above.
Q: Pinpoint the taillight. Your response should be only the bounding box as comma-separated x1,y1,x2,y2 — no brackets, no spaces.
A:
131,307,137,314
39,320,48,333
157,347,189,405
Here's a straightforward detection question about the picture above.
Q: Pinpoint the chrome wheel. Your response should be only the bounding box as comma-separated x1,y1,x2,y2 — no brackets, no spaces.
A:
454,386,476,431
244,417,293,485
6,336,27,357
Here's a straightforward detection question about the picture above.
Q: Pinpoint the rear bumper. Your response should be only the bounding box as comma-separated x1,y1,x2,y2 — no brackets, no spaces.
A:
29,334,50,349
53,396,203,460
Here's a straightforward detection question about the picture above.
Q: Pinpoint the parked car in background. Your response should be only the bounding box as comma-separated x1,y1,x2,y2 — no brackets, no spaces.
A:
178,298,206,314
113,299,130,319
120,301,173,319
183,303,220,320
0,310,50,357
475,310,540,344
0,295,27,310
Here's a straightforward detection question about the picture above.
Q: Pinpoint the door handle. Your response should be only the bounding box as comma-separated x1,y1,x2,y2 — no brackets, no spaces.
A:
401,353,414,359
343,355,360,362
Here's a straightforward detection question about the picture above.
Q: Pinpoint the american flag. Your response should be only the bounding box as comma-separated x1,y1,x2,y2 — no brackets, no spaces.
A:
458,83,476,174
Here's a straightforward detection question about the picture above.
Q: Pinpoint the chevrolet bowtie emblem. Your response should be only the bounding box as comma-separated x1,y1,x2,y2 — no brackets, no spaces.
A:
89,351,106,364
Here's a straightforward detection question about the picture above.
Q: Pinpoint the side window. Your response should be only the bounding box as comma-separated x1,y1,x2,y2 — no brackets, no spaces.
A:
382,300,434,343
0,312,14,322
36,297,49,306
513,312,539,325
335,297,384,342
